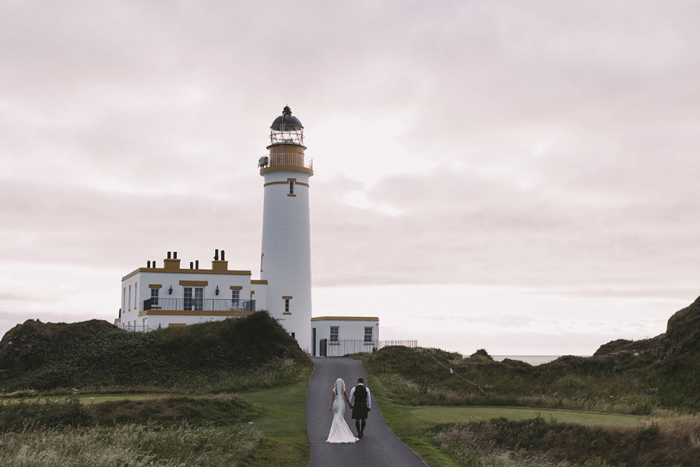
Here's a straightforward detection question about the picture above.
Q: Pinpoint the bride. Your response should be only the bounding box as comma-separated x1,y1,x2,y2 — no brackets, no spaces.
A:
326,378,358,443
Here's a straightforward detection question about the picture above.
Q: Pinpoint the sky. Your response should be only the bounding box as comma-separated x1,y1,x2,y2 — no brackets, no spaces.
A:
1,1,699,355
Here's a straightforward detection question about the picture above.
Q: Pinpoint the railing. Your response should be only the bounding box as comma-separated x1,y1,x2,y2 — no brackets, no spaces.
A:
259,153,313,170
378,340,418,349
325,339,378,356
143,298,256,312
120,324,154,333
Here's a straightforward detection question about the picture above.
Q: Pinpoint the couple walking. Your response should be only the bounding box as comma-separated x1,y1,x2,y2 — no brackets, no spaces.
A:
326,377,371,443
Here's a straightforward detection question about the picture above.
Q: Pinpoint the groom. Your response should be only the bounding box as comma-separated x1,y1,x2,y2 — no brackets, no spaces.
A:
349,377,371,438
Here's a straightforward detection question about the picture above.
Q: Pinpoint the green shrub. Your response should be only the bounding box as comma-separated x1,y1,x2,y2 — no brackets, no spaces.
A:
0,312,311,393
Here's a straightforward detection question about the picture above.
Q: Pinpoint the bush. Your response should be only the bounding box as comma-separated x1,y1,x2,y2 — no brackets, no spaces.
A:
430,417,700,467
0,312,311,392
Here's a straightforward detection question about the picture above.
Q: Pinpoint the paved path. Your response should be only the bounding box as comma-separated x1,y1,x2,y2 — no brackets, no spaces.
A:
306,357,427,467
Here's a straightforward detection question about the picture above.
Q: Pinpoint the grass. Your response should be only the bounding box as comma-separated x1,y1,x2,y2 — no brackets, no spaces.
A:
366,367,700,467
0,313,311,393
356,347,674,416
427,417,700,467
370,375,463,467
357,296,700,415
0,365,312,466
408,406,650,428
0,313,316,465
1,393,169,404
240,366,312,466
0,423,262,466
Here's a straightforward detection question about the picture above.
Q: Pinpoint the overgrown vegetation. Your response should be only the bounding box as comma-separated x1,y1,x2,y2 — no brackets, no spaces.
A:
0,313,312,466
358,295,700,466
430,416,700,467
0,423,262,466
0,312,311,393
0,392,258,431
359,295,700,414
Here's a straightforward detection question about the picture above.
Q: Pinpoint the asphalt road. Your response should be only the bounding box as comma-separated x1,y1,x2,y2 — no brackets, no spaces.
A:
306,357,427,467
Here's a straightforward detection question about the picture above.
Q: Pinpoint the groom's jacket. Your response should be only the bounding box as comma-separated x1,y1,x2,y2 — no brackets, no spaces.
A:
349,384,371,409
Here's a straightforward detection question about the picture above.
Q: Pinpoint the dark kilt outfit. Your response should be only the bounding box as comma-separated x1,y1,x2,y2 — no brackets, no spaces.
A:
351,385,369,419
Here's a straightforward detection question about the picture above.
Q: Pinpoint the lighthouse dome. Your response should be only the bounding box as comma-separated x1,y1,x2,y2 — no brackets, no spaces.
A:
271,106,303,130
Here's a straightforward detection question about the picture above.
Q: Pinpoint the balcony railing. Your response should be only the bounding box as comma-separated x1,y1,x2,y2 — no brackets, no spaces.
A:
143,298,256,312
259,153,313,170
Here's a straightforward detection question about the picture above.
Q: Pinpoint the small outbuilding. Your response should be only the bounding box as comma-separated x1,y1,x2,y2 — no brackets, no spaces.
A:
311,316,379,357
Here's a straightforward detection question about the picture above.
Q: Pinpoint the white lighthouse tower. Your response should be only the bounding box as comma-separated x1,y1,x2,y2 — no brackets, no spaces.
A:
259,106,313,352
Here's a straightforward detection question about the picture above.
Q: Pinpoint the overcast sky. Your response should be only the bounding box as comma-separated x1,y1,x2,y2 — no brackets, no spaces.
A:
1,1,699,355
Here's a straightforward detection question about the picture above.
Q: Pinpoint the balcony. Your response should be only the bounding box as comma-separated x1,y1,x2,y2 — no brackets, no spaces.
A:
259,153,313,173
142,298,256,313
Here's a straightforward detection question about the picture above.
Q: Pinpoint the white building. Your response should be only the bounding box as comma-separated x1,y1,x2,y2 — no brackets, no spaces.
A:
116,107,379,355
311,317,379,357
117,250,265,331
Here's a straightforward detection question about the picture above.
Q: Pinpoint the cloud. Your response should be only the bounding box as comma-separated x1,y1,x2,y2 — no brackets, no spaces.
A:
311,162,700,295
1,0,699,350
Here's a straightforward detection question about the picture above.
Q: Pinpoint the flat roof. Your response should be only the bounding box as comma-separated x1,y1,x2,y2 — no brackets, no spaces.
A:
311,316,379,322
122,268,253,281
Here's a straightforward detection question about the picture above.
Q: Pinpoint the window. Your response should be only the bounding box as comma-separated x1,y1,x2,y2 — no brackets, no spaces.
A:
364,327,373,343
289,181,294,194
284,298,290,313
128,286,131,310
184,287,204,311
151,287,159,306
330,326,339,343
134,283,138,311
122,288,126,311
232,289,240,308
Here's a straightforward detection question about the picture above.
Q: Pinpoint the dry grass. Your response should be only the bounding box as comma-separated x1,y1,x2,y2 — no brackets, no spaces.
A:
429,415,700,467
654,414,700,449
0,423,261,466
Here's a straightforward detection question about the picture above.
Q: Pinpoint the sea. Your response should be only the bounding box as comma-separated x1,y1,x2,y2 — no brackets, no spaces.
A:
491,355,584,366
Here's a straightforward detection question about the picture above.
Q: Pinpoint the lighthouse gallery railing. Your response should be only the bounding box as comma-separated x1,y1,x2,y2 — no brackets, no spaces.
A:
262,153,313,170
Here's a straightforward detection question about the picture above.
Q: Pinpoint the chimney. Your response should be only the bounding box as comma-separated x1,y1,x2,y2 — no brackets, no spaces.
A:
212,247,228,272
195,260,199,269
147,261,151,268
221,250,226,261
190,262,194,269
164,252,181,271
152,260,156,268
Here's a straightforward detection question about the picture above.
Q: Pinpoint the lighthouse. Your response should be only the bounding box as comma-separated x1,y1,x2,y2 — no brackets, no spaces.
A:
115,106,381,356
259,106,313,352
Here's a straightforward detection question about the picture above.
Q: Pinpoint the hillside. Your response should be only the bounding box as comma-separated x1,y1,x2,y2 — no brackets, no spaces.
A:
0,311,311,392
363,295,700,412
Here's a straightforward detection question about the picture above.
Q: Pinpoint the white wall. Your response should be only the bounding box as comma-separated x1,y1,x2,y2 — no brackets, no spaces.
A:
251,282,268,311
261,169,312,352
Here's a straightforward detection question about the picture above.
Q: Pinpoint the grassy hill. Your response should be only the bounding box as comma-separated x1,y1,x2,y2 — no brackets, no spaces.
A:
362,295,700,413
0,311,311,393
360,296,700,467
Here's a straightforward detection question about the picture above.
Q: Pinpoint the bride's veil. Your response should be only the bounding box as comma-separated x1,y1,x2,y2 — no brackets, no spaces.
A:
335,378,345,396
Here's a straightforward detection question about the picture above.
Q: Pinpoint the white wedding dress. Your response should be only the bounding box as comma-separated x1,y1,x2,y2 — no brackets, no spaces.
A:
326,378,358,443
